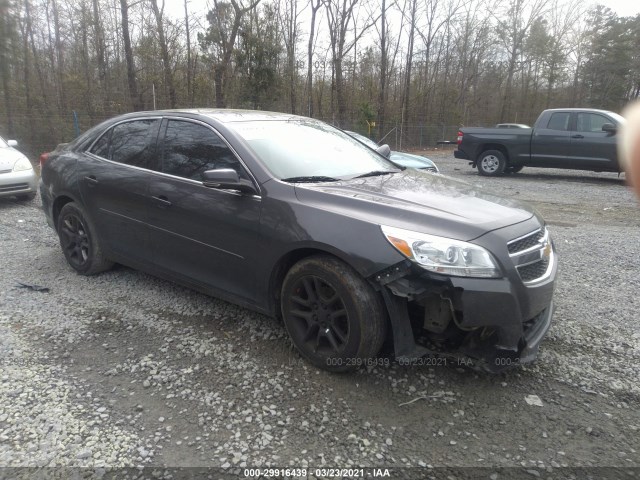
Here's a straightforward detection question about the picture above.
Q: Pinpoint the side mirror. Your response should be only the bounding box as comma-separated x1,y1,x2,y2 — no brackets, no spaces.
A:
602,123,617,134
7,140,18,147
202,168,257,194
376,144,391,159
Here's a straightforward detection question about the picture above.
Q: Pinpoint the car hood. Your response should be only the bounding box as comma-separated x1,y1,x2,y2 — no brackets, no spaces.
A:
390,151,436,169
293,169,537,241
0,148,26,171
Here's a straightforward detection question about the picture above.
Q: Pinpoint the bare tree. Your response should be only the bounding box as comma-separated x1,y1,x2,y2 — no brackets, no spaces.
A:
120,0,143,110
493,0,550,121
200,0,261,108
305,0,322,117
149,0,176,108
324,0,378,126
184,0,193,105
400,0,417,144
278,0,302,113
0,0,15,134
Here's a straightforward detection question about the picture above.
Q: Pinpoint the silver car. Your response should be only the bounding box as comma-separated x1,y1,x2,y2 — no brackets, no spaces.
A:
0,136,37,201
345,131,439,172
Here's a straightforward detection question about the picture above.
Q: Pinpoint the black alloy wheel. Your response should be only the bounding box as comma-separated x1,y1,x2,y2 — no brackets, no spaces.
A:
288,275,350,356
57,202,113,275
281,255,387,372
59,212,90,268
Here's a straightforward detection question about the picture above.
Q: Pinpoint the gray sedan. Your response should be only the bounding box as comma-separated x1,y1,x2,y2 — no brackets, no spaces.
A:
0,136,37,201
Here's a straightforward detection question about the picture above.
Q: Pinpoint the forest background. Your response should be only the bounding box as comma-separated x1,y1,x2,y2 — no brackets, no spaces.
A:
1,0,639,157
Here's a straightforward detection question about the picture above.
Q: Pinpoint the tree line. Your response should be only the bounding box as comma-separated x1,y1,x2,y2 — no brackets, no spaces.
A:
0,0,639,157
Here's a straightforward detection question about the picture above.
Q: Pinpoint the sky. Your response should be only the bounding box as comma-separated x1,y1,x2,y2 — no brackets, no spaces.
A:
593,0,640,17
170,0,640,25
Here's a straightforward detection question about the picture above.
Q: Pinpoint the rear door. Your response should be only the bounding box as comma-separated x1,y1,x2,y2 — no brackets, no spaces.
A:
568,112,619,171
78,118,160,264
146,118,263,302
529,111,572,167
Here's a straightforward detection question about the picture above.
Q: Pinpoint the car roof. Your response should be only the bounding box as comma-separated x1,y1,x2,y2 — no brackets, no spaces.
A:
118,108,307,123
543,108,617,115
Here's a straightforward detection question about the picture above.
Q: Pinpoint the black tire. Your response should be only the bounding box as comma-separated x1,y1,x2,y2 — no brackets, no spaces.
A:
57,202,113,275
281,255,387,372
17,192,36,201
506,165,524,174
477,150,506,176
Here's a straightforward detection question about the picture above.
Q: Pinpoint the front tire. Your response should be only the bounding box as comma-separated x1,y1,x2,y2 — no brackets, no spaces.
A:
57,202,113,275
506,165,524,174
281,255,387,372
477,150,506,176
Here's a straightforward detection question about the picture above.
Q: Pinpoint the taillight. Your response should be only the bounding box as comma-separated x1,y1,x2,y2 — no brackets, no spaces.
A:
457,131,463,145
39,152,50,167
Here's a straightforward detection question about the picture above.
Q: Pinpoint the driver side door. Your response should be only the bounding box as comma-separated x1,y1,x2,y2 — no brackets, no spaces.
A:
146,118,263,303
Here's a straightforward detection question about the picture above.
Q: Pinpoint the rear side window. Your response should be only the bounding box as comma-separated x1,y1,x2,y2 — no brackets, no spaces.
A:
546,113,570,131
89,119,160,168
161,120,248,181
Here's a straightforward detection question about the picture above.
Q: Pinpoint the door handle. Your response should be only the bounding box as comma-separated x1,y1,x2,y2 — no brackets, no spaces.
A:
84,175,98,186
571,134,584,139
152,195,172,208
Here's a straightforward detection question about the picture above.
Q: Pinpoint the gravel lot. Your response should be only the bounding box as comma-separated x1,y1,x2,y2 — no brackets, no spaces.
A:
1,151,639,478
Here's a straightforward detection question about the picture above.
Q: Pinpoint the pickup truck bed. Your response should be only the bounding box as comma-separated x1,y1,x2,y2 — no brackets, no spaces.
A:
455,108,622,176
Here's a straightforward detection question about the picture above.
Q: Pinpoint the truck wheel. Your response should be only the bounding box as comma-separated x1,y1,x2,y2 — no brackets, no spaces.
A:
281,255,387,372
506,165,524,174
478,150,506,176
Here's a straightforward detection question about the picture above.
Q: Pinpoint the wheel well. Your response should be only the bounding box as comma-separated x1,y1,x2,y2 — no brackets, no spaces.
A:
52,195,74,227
268,248,342,317
478,144,509,162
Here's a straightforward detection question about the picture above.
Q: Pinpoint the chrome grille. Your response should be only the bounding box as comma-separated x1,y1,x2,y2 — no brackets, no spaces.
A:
0,183,29,193
518,258,550,282
508,227,553,284
508,229,544,254
0,169,12,174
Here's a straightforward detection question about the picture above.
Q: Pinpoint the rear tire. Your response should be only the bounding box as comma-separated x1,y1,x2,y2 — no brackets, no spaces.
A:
57,202,113,275
281,255,387,372
477,150,506,176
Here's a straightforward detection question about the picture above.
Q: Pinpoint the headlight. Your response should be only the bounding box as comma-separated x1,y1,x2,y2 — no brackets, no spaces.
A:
381,225,501,278
13,157,33,172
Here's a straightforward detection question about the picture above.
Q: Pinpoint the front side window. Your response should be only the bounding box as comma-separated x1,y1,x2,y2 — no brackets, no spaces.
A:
161,120,248,181
576,113,610,133
546,112,570,131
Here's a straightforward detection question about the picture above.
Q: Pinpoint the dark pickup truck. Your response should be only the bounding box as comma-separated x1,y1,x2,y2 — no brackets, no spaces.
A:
455,108,624,176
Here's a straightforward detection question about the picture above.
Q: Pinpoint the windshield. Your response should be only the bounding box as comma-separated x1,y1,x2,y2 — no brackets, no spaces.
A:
346,131,379,150
229,120,398,180
608,111,625,124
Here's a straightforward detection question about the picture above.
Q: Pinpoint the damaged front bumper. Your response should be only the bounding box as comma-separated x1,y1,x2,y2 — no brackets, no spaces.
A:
374,259,555,372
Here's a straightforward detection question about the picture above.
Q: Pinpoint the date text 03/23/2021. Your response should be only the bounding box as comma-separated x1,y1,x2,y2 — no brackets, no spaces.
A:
244,468,391,477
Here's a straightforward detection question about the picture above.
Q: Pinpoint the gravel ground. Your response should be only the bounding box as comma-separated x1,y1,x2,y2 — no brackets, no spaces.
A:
1,152,639,478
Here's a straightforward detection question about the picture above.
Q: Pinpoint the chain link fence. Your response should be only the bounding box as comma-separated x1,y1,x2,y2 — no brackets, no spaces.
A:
1,110,461,161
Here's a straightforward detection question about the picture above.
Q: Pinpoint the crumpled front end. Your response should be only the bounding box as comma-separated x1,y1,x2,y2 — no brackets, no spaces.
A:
374,221,557,372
